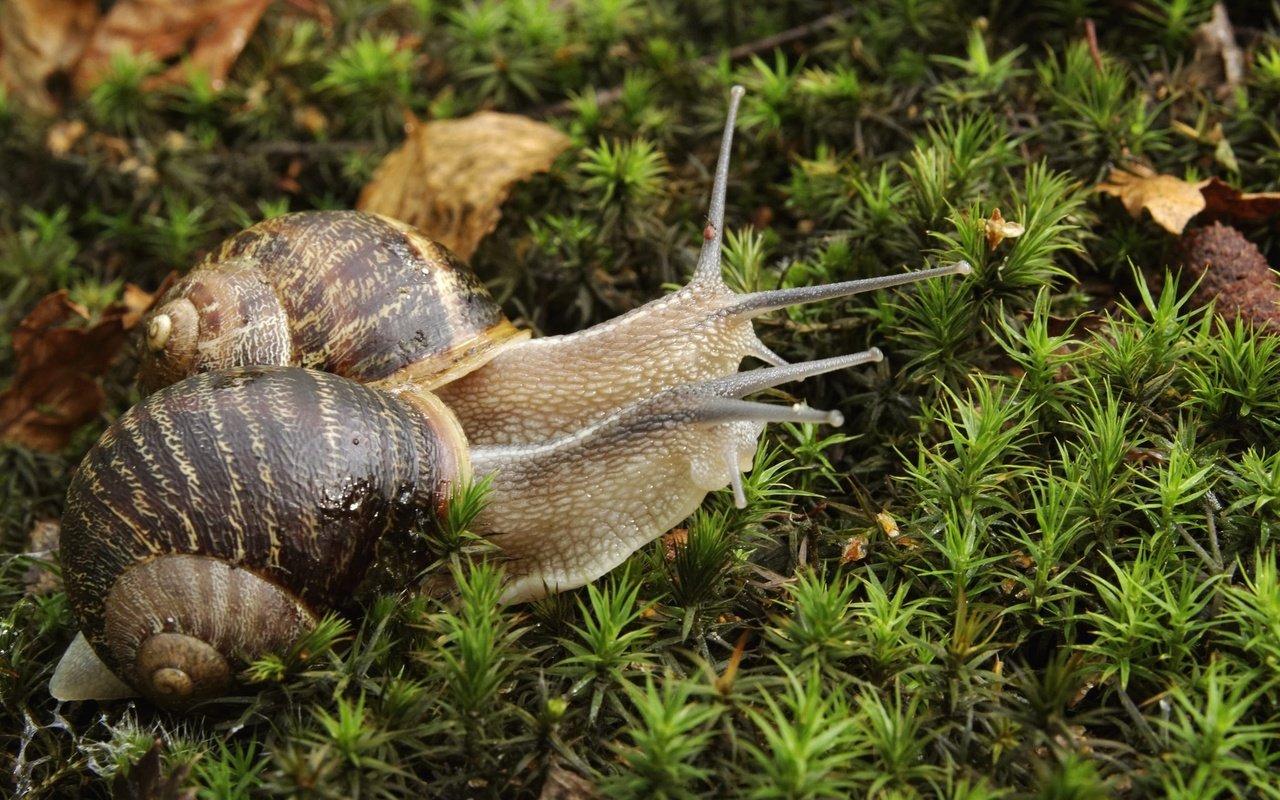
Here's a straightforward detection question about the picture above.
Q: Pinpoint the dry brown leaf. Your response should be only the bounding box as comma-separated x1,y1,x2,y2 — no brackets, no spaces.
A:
1097,166,1207,234
839,534,869,564
111,739,196,800
875,511,900,538
538,764,599,800
0,0,99,114
46,119,88,156
1100,166,1280,233
358,111,571,261
1190,2,1244,100
23,519,62,596
123,274,176,330
72,0,273,95
0,291,129,452
1199,177,1280,222
660,527,688,561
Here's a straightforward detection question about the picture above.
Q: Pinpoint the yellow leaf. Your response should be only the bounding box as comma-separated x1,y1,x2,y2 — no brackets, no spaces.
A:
1096,166,1207,234
358,111,571,261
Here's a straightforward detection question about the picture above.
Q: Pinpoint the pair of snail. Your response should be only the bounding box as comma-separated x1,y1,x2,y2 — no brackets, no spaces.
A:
49,87,970,708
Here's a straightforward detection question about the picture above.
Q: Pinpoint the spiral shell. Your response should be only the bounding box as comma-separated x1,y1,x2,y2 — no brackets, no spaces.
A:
60,366,467,705
137,211,528,394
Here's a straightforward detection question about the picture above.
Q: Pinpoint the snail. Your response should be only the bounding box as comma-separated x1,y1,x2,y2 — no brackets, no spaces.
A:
50,87,971,708
136,89,967,446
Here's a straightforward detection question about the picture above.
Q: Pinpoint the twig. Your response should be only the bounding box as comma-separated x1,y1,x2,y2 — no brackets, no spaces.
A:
1083,19,1103,73
721,9,857,62
1176,523,1221,574
1115,686,1164,752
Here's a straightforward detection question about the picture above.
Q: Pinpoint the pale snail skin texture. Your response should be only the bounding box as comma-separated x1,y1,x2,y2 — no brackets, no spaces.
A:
52,86,971,707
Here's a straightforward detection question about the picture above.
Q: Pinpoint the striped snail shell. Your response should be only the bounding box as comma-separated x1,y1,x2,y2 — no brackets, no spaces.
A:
54,366,467,707
137,211,528,395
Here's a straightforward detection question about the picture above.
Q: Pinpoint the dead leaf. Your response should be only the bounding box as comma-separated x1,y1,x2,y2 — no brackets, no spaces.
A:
0,291,129,451
0,0,99,114
539,763,599,800
1190,2,1244,100
72,0,273,96
123,275,175,330
1097,165,1207,234
875,511,900,538
358,111,571,261
112,739,196,800
46,119,88,157
839,535,868,564
1100,165,1280,234
660,528,688,561
1199,177,1280,222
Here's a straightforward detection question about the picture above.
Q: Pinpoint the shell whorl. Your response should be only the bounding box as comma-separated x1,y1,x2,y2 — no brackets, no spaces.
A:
138,211,527,394
105,555,315,705
61,366,466,703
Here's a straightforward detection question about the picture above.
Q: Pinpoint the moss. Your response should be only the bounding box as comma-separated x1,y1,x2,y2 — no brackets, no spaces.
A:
4,1,1280,797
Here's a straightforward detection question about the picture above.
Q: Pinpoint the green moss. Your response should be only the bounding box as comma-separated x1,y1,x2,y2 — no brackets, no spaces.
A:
4,1,1280,796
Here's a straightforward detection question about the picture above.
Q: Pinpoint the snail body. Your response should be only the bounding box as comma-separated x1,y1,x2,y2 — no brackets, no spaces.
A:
52,354,868,707
53,87,971,707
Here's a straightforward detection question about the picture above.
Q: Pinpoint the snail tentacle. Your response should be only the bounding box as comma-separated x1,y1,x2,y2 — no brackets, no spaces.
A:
434,88,967,447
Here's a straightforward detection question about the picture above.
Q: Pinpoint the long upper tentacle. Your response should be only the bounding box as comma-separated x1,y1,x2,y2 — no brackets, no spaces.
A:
433,86,969,447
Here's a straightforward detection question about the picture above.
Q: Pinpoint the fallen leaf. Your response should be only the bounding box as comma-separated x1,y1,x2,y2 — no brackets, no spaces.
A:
1010,550,1034,571
358,111,571,261
123,274,175,330
1068,678,1097,709
46,119,88,157
0,0,99,114
0,291,129,451
875,511,900,538
839,534,868,564
72,0,273,95
1097,166,1206,234
1190,2,1244,100
539,763,599,800
1199,177,1280,221
23,519,62,596
660,528,688,561
1100,165,1280,234
112,739,196,800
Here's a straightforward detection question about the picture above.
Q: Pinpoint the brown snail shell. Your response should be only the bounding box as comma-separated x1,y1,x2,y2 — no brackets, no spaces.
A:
58,366,467,707
137,211,528,395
